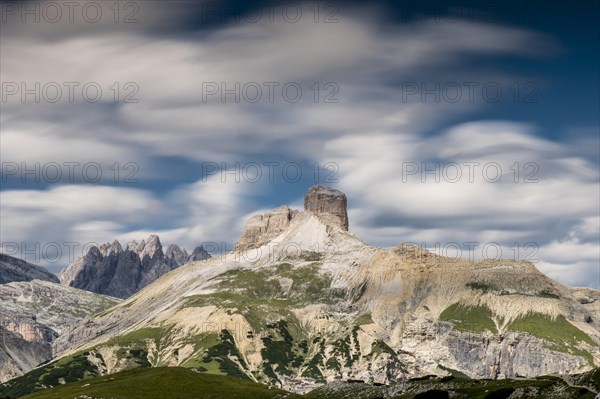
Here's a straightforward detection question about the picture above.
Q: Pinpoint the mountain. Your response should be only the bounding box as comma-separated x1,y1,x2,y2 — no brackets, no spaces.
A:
0,280,120,383
3,186,599,396
0,254,59,284
59,235,211,299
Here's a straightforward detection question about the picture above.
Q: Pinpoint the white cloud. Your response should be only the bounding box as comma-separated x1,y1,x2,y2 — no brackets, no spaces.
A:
0,2,596,288
0,129,142,167
1,8,557,163
0,175,267,272
326,121,599,288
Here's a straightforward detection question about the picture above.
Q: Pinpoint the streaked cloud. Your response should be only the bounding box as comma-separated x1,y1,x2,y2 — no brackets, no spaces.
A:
1,1,597,288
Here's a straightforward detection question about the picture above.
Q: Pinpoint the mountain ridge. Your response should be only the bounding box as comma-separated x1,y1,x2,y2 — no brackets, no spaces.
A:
59,235,211,299
0,254,59,284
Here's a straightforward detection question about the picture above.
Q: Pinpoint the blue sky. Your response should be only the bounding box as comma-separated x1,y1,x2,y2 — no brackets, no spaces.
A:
1,0,598,288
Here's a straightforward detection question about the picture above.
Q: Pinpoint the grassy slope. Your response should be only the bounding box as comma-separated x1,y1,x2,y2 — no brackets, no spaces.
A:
18,367,300,399
0,351,101,398
439,303,497,334
571,368,600,392
439,303,596,363
509,313,596,364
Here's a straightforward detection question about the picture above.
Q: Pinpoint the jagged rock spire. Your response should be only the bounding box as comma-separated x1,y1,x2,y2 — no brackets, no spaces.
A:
59,234,210,299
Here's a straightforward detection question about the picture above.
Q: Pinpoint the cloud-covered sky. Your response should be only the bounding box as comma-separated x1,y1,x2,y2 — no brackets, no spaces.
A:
1,0,598,288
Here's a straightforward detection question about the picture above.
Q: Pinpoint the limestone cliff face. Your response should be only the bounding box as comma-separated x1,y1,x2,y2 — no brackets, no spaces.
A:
0,318,55,382
59,235,210,299
235,205,299,251
0,326,51,384
0,280,119,383
235,185,349,251
304,185,349,230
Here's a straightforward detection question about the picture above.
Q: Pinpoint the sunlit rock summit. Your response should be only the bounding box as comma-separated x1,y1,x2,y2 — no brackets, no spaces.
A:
236,185,349,251
304,184,349,230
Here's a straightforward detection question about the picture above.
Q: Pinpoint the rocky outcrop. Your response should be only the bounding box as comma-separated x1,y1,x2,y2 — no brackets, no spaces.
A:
304,185,349,230
189,245,211,262
570,287,600,327
0,253,59,284
235,185,349,251
165,244,188,267
0,326,51,384
59,235,210,299
236,205,299,251
0,280,119,382
164,243,210,267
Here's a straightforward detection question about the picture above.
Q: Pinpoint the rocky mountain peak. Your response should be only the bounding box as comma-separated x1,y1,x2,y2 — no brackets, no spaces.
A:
165,244,188,266
236,205,299,251
98,240,123,257
189,245,210,262
235,186,350,251
165,244,210,267
85,246,103,261
60,235,210,299
137,234,163,260
110,240,123,253
304,185,349,230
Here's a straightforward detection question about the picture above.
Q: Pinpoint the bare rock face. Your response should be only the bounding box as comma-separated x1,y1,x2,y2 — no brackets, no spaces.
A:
189,245,210,261
165,244,189,268
0,326,51,383
236,205,299,251
304,185,349,230
132,235,163,263
0,280,119,383
235,186,349,251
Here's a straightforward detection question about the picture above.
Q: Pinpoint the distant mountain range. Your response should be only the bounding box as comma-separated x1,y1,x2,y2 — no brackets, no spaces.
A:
59,235,211,299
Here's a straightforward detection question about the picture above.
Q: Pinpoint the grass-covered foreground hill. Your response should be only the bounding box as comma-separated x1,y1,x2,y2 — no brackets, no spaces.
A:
11,367,301,399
